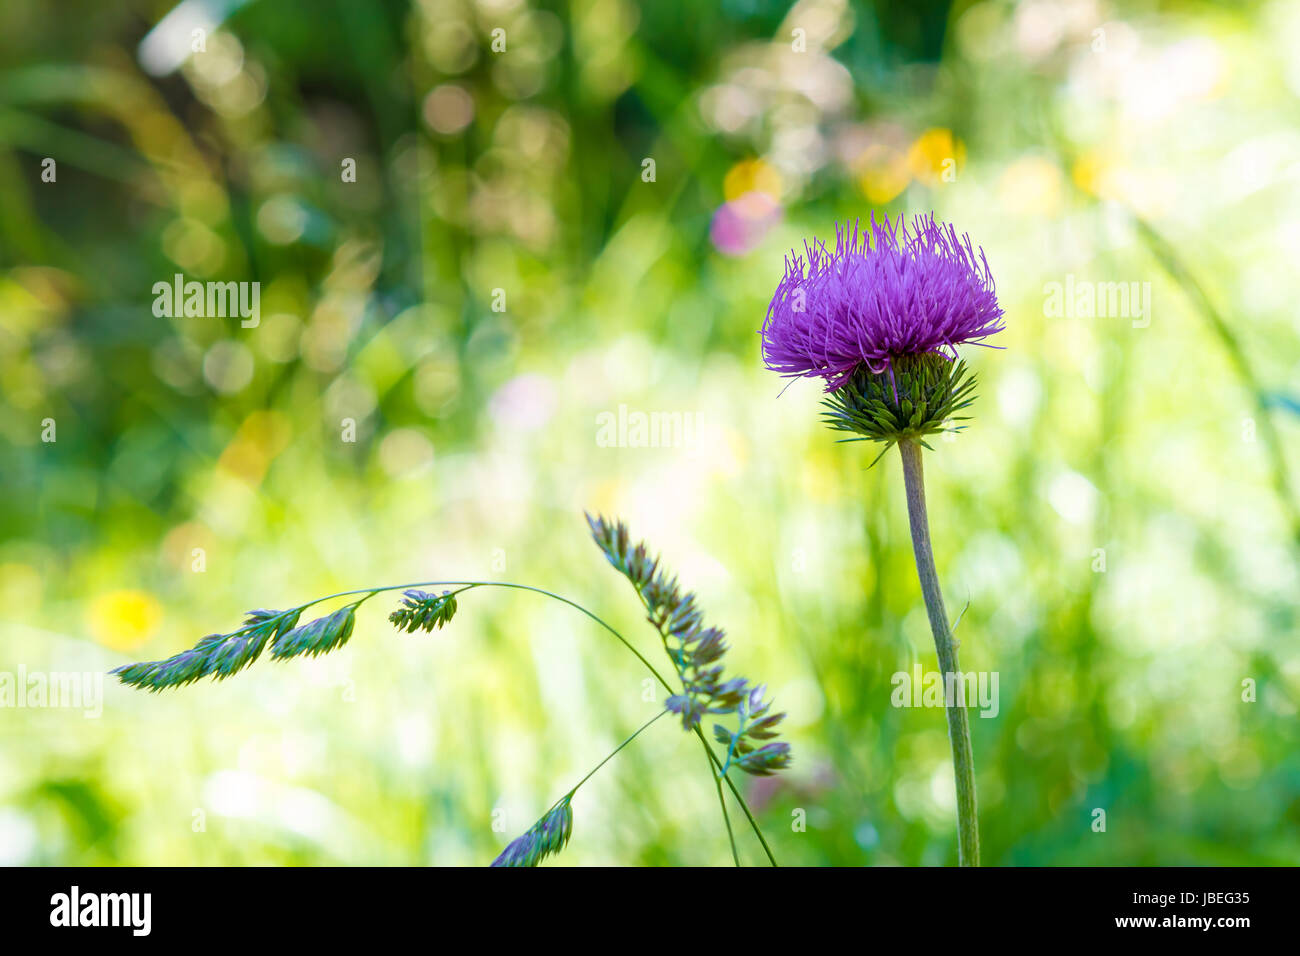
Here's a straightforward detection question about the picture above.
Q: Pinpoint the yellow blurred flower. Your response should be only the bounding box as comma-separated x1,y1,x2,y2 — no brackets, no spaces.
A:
723,158,782,202
908,128,966,187
1070,151,1171,218
998,155,1063,216
218,410,292,486
856,145,912,204
1071,149,1114,199
88,590,162,652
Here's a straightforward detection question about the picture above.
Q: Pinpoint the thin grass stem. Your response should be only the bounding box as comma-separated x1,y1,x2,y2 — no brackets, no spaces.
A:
555,709,668,808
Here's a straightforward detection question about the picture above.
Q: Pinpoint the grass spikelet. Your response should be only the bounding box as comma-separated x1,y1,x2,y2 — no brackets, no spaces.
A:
269,606,357,660
110,607,302,691
585,513,791,777
490,795,574,867
713,684,793,776
388,589,458,633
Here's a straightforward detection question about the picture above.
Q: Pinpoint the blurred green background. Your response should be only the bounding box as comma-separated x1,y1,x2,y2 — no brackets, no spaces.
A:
2,0,1298,866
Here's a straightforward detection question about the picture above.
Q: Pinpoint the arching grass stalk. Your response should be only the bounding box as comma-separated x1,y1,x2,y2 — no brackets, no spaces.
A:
307,579,764,865
109,516,788,866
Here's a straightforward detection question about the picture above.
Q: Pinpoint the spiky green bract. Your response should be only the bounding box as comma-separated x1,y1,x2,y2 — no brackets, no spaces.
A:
822,352,977,464
110,607,303,691
586,514,790,777
269,606,357,660
388,589,458,633
713,683,793,776
491,795,574,867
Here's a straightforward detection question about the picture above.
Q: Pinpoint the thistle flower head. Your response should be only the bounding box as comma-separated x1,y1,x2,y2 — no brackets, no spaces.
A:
761,214,1003,390
761,214,1003,453
491,796,574,867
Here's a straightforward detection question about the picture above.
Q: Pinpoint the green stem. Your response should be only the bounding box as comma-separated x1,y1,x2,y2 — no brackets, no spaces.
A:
302,580,671,690
898,440,980,867
1133,216,1300,551
714,773,741,866
695,724,775,865
555,709,668,807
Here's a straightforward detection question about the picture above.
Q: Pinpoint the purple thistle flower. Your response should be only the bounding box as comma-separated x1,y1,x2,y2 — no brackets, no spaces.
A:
761,213,1004,390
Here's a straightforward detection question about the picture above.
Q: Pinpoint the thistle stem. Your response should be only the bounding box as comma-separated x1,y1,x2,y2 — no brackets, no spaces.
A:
898,440,980,867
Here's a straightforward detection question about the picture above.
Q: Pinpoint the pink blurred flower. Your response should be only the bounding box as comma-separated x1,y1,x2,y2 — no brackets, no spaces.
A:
710,191,783,257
